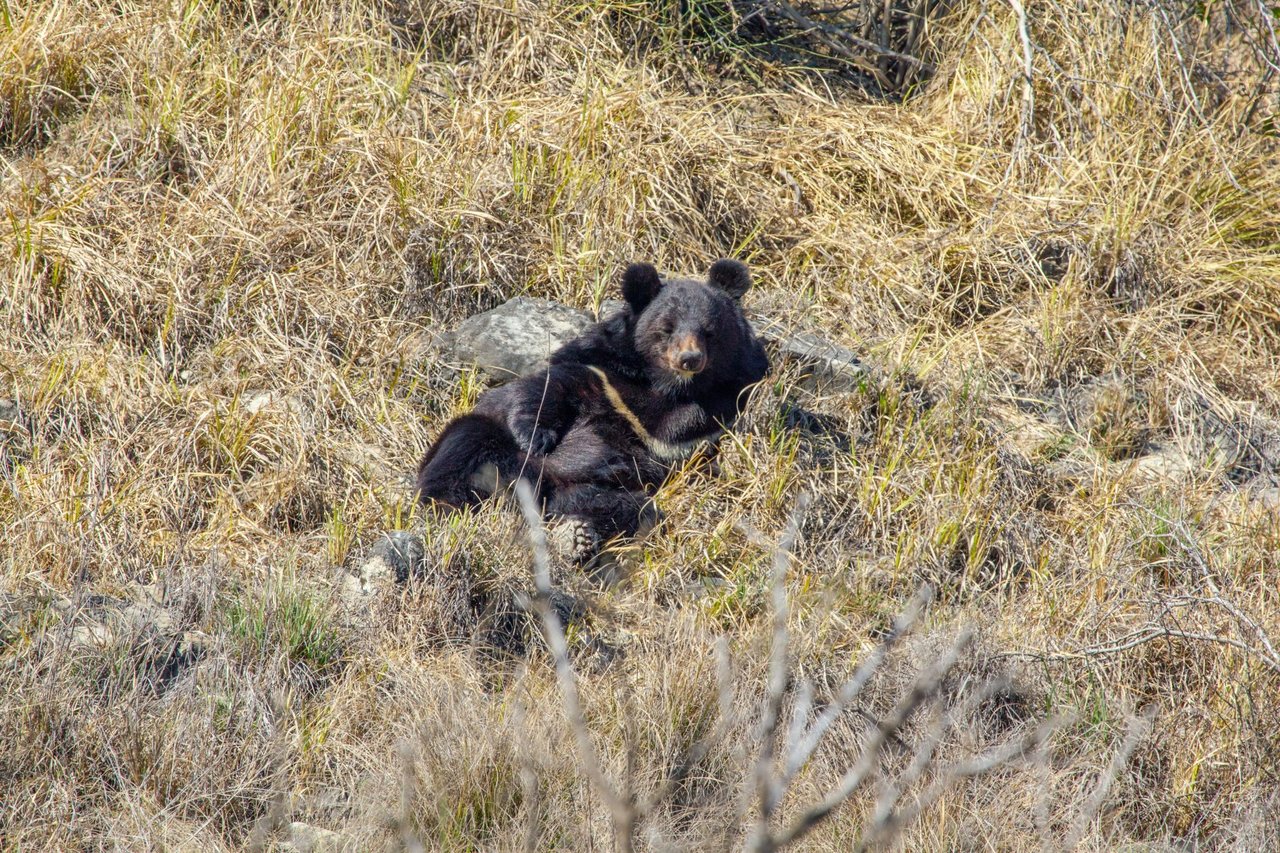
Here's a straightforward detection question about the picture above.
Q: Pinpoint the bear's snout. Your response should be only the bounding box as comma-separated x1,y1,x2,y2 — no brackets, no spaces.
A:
677,349,705,372
667,335,706,375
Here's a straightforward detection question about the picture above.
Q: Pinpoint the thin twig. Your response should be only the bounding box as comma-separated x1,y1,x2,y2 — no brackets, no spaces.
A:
1061,707,1156,853
746,495,809,852
1000,625,1280,676
1006,0,1036,166
782,584,933,784
770,1,936,71
859,712,1073,851
514,480,636,853
771,627,975,848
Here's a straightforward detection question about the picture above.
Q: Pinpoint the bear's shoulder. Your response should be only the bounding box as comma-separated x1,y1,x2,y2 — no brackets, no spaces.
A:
549,309,648,380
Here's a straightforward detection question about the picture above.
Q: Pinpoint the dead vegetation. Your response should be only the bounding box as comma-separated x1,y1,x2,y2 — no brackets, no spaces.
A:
2,0,1279,849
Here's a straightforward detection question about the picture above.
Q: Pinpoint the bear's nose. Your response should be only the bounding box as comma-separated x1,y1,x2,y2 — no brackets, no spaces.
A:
678,350,706,372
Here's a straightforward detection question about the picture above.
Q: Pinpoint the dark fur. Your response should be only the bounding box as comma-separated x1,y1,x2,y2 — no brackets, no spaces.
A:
415,259,769,547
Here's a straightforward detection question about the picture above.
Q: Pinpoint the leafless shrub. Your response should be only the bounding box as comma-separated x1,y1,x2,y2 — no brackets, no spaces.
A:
494,487,1151,852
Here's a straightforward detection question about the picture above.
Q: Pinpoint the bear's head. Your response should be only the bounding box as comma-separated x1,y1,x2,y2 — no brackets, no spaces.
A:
621,259,759,388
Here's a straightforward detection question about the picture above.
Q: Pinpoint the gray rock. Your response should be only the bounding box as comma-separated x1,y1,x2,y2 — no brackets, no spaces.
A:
442,297,593,383
1047,375,1152,461
1128,444,1196,482
54,590,180,640
33,591,209,687
3,590,207,662
434,291,910,436
284,822,348,853
0,397,30,464
1233,418,1280,486
63,602,204,657
1250,487,1280,510
440,295,882,398
770,331,874,393
680,577,730,599
342,531,425,600
1175,402,1280,486
1194,409,1257,468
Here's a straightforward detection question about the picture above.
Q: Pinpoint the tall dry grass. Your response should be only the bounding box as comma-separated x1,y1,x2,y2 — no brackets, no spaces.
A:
2,0,1278,849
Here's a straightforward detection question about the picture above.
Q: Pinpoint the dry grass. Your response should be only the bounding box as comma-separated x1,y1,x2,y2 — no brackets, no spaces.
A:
2,0,1279,849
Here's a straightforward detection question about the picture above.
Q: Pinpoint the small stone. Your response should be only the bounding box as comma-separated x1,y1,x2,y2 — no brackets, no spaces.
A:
681,577,729,599
1051,376,1150,460
52,592,205,683
284,821,348,853
0,398,19,426
243,391,310,426
442,297,594,382
0,397,31,463
1005,413,1070,460
244,391,278,415
1128,445,1196,482
1249,488,1280,510
343,531,426,600
70,621,117,650
176,630,210,658
124,601,177,635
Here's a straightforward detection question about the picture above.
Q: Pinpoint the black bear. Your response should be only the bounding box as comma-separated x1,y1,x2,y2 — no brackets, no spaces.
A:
415,259,768,559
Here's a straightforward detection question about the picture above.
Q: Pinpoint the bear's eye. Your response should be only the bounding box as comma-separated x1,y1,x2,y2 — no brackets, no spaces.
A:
703,328,716,341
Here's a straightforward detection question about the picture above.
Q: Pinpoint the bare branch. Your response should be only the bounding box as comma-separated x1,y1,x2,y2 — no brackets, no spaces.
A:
772,626,975,848
1003,626,1280,676
514,479,636,852
1004,0,1036,177
861,712,1073,850
1061,707,1156,852
783,584,933,782
865,678,1015,838
746,495,809,852
769,1,936,71
1000,508,1280,676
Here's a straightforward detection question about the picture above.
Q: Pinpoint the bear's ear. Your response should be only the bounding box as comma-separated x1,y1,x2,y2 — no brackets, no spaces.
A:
621,262,663,312
707,259,751,300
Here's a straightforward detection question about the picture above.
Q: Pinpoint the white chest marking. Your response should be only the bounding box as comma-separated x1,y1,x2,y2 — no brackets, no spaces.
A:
585,365,712,462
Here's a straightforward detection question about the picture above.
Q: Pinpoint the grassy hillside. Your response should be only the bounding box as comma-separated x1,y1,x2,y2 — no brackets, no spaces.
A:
2,0,1278,849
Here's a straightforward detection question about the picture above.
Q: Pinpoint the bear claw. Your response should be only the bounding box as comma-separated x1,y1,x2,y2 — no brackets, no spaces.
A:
547,517,602,564
528,427,559,455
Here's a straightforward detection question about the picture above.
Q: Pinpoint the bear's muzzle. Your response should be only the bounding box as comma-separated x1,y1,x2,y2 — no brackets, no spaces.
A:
667,335,706,376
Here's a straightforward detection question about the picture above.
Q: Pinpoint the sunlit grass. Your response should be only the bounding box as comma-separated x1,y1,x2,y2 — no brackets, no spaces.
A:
0,0,1277,849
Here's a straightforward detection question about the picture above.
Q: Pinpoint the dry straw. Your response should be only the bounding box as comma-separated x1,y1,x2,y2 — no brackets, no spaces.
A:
2,0,1279,849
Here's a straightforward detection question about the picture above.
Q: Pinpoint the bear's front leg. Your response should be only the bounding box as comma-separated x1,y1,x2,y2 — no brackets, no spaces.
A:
509,416,560,455
506,367,583,455
649,381,758,446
